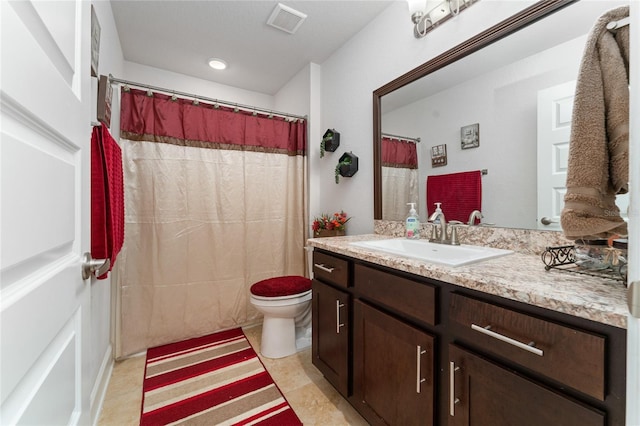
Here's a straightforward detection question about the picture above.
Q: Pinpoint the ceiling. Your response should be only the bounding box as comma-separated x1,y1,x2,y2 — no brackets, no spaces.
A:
110,1,396,95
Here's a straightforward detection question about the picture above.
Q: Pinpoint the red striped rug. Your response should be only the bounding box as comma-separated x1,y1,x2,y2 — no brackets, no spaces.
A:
140,328,302,425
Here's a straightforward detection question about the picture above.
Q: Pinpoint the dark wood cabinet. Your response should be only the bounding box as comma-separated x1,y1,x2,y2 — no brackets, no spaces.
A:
353,300,434,426
448,344,605,426
311,278,350,397
310,249,626,425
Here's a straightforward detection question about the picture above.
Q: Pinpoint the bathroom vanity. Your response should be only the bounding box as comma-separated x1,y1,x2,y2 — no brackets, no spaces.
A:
309,234,628,426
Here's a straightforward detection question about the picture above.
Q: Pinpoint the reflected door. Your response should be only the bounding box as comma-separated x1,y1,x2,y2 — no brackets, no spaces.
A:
536,81,575,231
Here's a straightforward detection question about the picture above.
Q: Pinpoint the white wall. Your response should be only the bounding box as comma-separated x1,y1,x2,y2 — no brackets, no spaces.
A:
319,0,537,235
88,1,125,423
274,63,323,238
122,62,275,112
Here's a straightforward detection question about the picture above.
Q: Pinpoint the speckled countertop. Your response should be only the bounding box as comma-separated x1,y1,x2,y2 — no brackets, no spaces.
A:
307,233,629,329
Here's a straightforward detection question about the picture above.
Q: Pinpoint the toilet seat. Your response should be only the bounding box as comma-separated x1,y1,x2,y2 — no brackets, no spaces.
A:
250,275,311,298
250,289,311,302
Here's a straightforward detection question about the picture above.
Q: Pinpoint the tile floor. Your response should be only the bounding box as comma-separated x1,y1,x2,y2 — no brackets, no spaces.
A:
97,324,368,425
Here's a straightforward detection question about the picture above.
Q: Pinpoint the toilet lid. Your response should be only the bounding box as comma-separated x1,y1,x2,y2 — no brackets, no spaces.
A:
250,275,312,297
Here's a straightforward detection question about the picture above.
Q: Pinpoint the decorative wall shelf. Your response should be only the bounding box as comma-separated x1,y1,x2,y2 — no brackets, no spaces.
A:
335,152,358,183
321,129,340,157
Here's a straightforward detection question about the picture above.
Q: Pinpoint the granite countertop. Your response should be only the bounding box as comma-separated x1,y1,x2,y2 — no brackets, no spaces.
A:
307,234,629,329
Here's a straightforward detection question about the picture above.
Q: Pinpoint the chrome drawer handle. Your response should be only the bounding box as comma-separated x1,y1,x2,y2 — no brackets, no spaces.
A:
471,324,544,357
449,361,460,416
416,345,427,393
336,300,345,334
314,263,335,273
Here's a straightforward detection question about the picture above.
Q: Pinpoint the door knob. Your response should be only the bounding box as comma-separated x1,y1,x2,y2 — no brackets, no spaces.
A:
540,216,558,225
82,252,110,280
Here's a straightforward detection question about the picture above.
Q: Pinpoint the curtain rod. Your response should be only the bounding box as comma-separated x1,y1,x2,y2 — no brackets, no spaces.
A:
108,74,307,121
382,132,421,143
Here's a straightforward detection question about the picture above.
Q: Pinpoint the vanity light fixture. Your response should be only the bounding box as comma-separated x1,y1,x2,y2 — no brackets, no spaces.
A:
208,58,227,70
407,0,477,38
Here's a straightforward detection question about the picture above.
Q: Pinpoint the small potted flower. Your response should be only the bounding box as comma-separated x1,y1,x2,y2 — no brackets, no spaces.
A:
312,211,351,237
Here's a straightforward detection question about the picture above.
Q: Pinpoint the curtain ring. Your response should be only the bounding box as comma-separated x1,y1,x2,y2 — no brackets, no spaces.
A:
146,89,153,97
123,85,130,92
193,97,199,106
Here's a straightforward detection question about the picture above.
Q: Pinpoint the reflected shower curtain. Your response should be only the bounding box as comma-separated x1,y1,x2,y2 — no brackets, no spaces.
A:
114,88,307,357
381,137,418,221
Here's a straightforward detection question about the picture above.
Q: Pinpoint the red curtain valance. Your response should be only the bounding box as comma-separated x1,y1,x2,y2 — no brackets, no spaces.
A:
382,137,418,169
120,88,306,156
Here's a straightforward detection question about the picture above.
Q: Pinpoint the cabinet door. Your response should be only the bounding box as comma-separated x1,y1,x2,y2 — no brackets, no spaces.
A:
312,279,350,396
353,300,434,426
448,344,604,426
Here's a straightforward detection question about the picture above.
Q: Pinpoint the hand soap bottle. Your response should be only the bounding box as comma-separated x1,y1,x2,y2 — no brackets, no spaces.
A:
432,203,443,224
405,203,420,239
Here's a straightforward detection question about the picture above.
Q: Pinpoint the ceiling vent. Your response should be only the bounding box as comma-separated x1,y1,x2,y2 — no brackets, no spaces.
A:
267,3,307,34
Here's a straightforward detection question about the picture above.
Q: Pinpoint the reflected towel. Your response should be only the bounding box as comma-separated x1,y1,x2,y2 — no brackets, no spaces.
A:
426,171,481,223
560,6,629,239
91,125,124,279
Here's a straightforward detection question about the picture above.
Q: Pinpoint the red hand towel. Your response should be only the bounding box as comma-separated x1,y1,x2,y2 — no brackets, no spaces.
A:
91,125,124,279
426,171,482,223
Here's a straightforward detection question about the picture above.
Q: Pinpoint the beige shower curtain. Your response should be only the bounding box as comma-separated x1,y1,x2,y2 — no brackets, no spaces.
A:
382,167,418,221
381,137,419,221
114,88,307,357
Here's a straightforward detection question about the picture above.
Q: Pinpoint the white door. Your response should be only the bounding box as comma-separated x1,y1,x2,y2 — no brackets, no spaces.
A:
1,1,92,424
537,81,630,232
536,81,575,231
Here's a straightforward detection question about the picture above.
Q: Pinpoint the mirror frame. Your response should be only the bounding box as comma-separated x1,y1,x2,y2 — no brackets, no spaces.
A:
373,0,577,220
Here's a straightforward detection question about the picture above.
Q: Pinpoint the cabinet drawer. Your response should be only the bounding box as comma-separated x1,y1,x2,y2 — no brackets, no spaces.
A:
354,264,437,326
450,293,606,401
313,251,350,288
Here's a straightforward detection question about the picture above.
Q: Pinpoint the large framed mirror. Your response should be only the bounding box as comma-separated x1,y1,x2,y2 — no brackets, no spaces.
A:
373,0,629,230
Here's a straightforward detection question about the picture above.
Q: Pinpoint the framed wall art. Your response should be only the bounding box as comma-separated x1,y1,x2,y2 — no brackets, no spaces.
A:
461,123,479,149
97,75,112,128
431,144,447,167
91,5,101,77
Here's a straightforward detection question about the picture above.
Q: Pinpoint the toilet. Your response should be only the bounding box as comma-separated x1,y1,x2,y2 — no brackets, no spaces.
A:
249,275,312,359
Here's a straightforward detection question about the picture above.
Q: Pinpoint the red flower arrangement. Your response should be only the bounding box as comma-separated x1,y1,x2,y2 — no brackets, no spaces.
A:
312,211,350,236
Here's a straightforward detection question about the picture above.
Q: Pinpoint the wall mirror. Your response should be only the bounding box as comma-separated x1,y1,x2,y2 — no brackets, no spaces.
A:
373,0,629,230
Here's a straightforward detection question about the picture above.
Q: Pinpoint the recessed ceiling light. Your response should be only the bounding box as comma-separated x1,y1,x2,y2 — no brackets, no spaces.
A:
208,58,227,70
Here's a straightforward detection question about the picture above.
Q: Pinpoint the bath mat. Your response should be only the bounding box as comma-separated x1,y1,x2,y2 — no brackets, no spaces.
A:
140,328,302,425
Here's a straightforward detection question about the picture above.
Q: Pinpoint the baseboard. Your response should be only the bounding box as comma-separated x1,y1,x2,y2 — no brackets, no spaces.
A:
90,344,114,426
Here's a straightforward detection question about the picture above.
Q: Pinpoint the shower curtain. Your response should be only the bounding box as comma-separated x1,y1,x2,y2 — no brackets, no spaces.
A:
114,88,307,357
381,137,419,221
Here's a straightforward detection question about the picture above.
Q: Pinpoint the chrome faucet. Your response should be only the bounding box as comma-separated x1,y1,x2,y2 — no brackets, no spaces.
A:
428,210,448,243
428,210,464,245
467,210,483,225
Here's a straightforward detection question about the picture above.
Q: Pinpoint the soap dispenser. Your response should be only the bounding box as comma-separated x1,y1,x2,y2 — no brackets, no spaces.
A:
405,203,420,239
432,203,443,224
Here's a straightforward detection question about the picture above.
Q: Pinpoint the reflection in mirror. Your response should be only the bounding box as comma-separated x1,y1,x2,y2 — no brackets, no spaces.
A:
381,133,420,220
374,0,629,230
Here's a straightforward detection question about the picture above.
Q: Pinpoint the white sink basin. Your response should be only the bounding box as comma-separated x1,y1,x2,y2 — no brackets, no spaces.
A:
350,238,513,267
